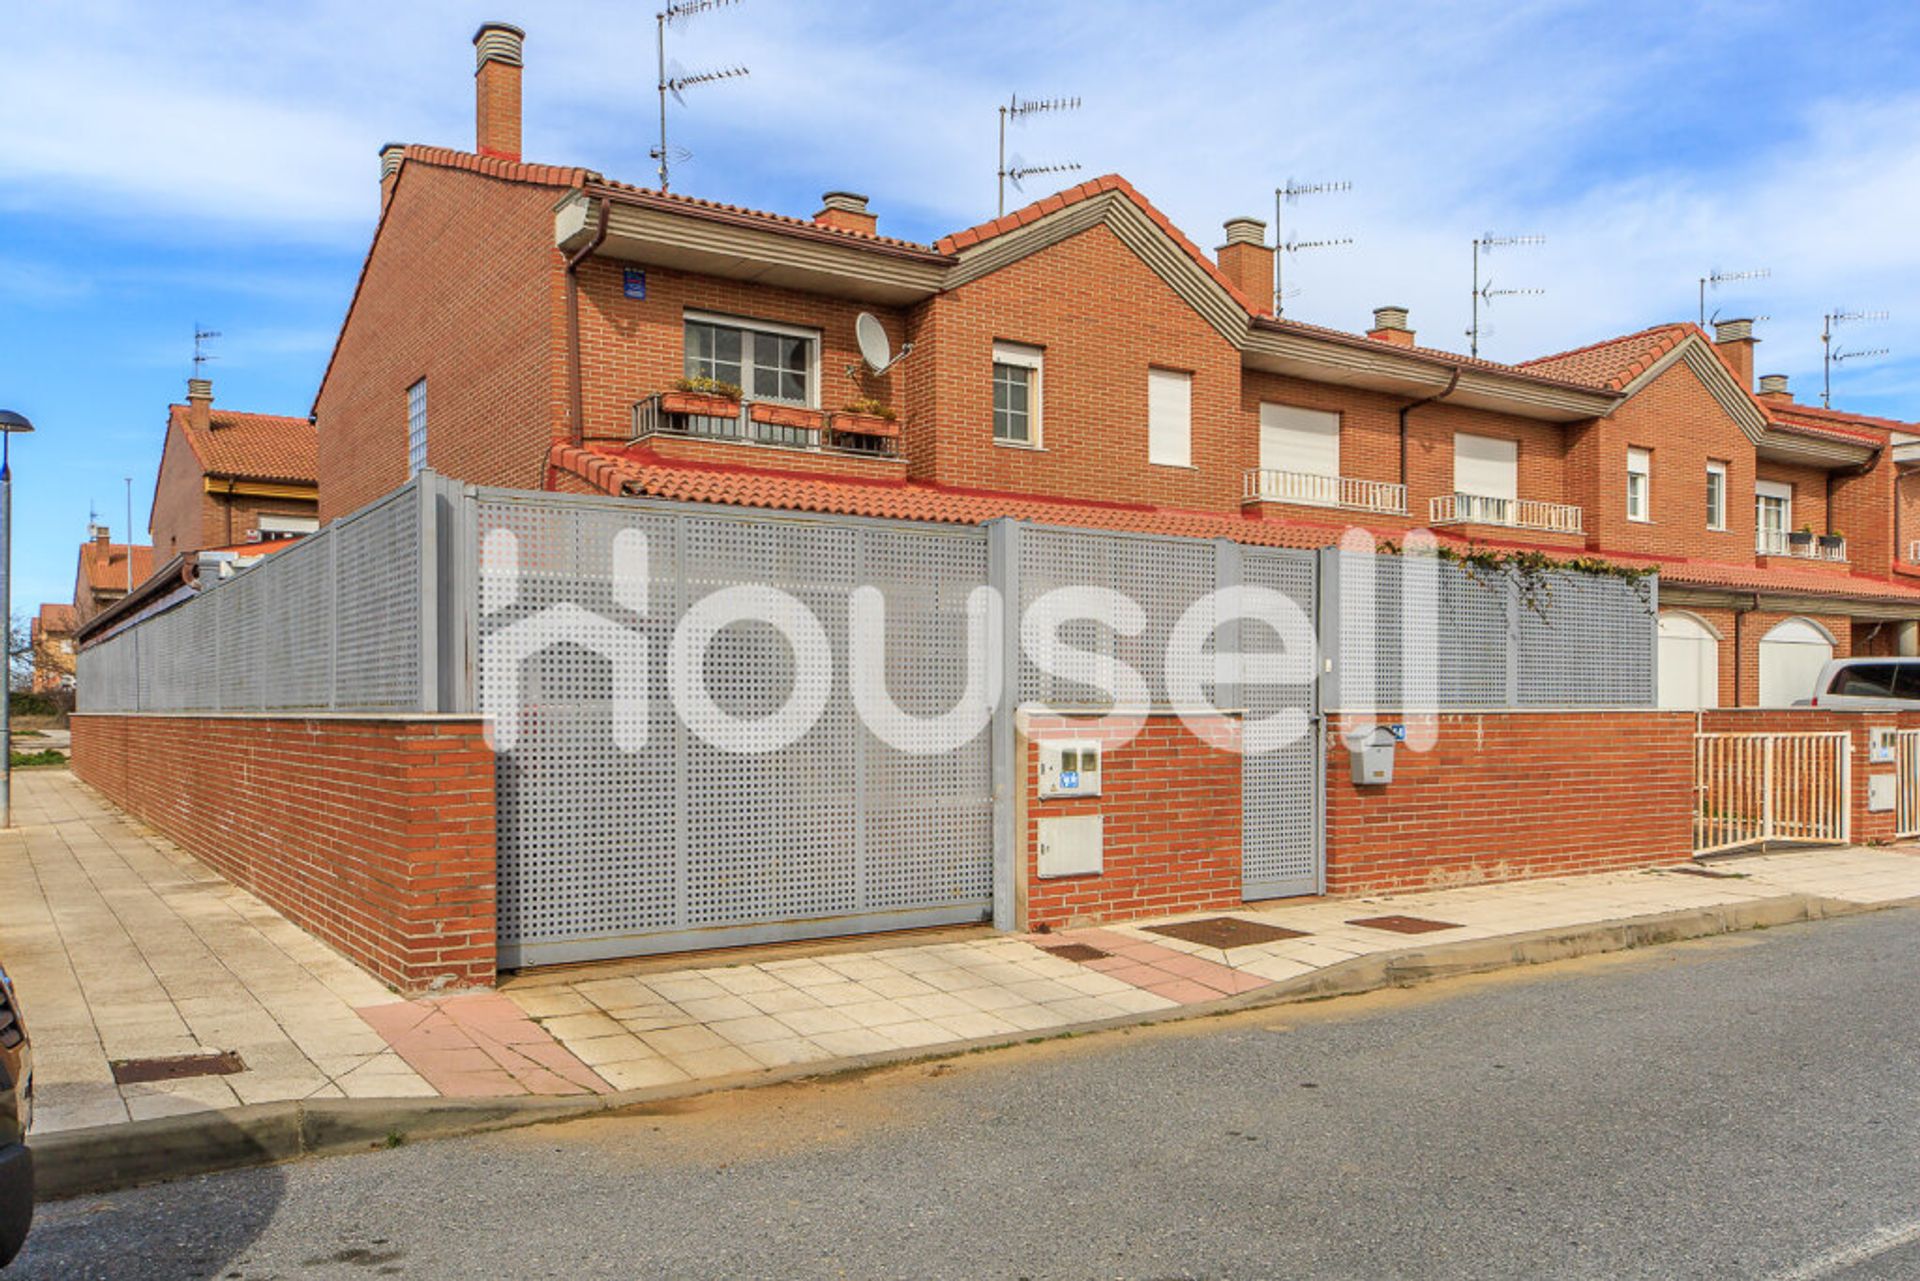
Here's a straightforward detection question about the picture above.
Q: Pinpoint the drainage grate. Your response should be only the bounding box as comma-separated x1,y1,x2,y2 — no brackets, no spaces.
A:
1040,943,1111,963
1346,915,1461,935
1146,917,1311,949
111,1051,246,1086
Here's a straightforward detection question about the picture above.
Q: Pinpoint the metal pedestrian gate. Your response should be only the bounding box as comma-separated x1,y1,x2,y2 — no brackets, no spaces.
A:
1694,731,1851,855
1896,729,1920,839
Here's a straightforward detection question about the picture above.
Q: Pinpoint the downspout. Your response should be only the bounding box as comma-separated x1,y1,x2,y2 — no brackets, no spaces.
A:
1732,592,1759,707
564,194,612,447
1396,368,1461,492
224,478,237,546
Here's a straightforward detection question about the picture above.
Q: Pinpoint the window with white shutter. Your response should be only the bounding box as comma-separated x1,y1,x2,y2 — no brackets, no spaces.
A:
1148,368,1192,467
1453,433,1517,499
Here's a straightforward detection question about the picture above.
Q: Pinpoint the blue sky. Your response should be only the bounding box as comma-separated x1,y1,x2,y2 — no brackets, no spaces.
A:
4,0,1919,614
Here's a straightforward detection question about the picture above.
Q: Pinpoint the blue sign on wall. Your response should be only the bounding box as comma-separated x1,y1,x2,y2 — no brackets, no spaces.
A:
623,268,648,300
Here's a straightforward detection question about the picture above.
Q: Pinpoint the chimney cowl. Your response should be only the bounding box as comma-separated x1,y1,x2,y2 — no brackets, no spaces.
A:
1221,216,1267,247
379,142,405,182
1371,305,1411,331
1714,317,1755,344
818,191,870,214
187,378,213,432
1758,373,1792,399
94,526,110,547
472,21,525,67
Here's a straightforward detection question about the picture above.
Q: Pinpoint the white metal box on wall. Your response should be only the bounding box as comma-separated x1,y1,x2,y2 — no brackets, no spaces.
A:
1037,741,1103,798
1036,814,1103,878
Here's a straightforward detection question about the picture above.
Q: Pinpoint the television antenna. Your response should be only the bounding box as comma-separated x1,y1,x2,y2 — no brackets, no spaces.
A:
1822,307,1890,407
1698,267,1768,327
1272,179,1350,316
846,311,915,382
653,0,749,193
192,324,220,375
997,94,1079,217
1469,233,1545,358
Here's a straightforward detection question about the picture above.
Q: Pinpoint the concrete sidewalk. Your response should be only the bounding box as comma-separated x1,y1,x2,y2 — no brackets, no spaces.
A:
7,768,1920,1140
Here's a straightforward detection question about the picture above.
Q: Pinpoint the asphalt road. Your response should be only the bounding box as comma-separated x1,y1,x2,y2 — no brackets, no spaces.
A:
15,908,1920,1281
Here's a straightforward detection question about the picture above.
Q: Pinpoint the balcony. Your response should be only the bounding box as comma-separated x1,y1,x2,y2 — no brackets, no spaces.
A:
1242,469,1408,515
632,391,900,459
1757,530,1847,562
1429,493,1584,536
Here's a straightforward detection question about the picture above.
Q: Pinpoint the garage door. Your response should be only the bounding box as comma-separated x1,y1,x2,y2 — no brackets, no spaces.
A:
1657,611,1720,709
1758,617,1834,708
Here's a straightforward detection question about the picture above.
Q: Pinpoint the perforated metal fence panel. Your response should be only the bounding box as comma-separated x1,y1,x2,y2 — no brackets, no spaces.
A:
477,491,995,966
77,479,439,714
1322,551,1656,710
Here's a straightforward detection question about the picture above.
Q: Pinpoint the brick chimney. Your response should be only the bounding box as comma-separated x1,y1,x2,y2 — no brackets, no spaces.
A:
1215,218,1274,312
1713,317,1757,390
814,192,877,236
94,525,110,549
473,22,524,162
378,141,405,210
1758,373,1793,403
1367,306,1415,348
187,378,213,432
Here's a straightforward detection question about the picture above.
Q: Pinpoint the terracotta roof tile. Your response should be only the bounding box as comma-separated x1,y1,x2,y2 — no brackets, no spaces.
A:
37,603,76,633
168,404,318,486
78,540,153,594
1518,324,1696,391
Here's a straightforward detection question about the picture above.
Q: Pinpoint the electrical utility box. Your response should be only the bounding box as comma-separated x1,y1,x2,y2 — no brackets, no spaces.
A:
1348,726,1398,786
1868,773,1897,813
1037,814,1103,878
1037,740,1103,798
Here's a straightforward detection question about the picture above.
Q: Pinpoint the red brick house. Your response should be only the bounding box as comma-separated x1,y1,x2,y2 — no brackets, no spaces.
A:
72,528,153,628
150,378,318,561
312,23,1920,716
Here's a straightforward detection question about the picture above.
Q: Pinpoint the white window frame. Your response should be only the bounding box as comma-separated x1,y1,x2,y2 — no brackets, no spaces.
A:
406,378,427,477
1705,461,1727,531
992,341,1043,447
1756,479,1793,538
1148,367,1193,468
1626,447,1651,522
683,309,822,408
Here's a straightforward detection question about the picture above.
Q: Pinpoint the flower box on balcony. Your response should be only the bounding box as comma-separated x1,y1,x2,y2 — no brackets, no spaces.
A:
749,402,827,432
659,390,741,419
830,410,901,440
1819,533,1845,552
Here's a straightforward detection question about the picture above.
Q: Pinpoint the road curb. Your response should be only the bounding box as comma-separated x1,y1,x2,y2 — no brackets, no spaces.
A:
27,889,1889,1200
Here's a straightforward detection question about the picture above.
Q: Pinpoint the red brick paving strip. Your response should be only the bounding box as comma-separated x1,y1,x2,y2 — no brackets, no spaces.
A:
359,995,612,1098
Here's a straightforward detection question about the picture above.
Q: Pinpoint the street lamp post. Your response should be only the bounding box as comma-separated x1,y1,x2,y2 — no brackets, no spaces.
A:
0,410,35,829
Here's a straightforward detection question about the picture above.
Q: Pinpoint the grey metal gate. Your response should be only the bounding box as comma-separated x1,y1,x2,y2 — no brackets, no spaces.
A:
1241,545,1323,899
476,491,994,967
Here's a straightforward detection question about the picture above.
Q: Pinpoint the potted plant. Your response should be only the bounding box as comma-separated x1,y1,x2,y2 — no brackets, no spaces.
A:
660,376,743,418
1819,528,1846,553
1787,524,1814,549
831,397,901,440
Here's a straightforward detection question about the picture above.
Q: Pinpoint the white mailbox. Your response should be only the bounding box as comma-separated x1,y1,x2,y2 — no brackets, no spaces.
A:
1037,740,1103,798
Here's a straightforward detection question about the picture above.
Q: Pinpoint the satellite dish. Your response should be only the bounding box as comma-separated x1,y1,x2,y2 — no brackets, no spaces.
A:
855,313,892,370
849,311,914,381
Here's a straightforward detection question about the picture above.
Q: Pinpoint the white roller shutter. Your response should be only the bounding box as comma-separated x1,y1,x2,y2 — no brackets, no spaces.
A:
1148,369,1192,467
1453,433,1518,500
1259,405,1340,478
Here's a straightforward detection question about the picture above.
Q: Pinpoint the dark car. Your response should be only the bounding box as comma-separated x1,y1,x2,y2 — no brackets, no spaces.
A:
0,960,30,1268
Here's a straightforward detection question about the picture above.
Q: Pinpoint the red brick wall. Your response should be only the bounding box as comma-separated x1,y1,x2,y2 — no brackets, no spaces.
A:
1020,714,1242,929
71,714,498,992
1831,449,1895,578
149,421,205,560
911,223,1243,507
1756,459,1830,541
1325,711,1696,893
316,163,569,519
1580,360,1759,561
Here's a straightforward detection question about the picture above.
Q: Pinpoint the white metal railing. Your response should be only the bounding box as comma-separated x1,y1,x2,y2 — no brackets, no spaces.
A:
1242,469,1407,514
1897,729,1920,840
1428,492,1584,535
1756,529,1847,562
1694,731,1850,855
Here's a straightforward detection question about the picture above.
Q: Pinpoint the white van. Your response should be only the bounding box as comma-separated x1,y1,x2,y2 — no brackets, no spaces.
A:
1800,657,1920,710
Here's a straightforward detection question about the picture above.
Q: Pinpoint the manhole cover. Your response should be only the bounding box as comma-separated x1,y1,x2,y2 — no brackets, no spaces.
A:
1040,943,1111,962
1146,917,1310,949
111,1050,246,1085
1346,915,1461,935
